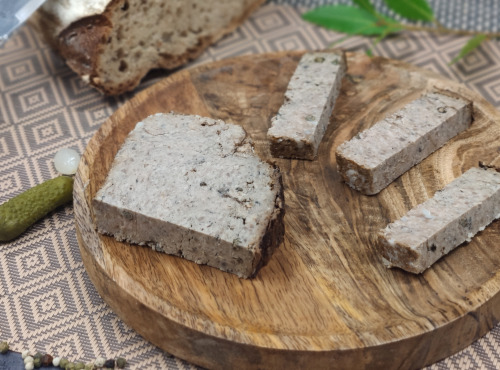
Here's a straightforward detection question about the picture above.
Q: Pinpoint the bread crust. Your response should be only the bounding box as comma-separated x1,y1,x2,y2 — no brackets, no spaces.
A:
30,0,266,95
249,164,285,277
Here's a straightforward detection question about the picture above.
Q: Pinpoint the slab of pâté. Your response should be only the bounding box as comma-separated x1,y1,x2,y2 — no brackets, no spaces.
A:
267,50,346,160
378,167,500,274
93,113,285,278
336,92,472,195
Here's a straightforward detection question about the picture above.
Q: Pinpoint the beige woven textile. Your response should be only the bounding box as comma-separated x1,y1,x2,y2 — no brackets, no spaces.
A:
1,3,500,369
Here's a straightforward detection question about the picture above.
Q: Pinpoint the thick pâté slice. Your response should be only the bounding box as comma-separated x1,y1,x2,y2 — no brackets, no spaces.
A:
93,113,285,278
336,92,472,195
30,0,265,95
267,50,346,160
378,167,500,274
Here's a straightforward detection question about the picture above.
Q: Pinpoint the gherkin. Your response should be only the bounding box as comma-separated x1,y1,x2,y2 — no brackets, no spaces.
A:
0,176,74,241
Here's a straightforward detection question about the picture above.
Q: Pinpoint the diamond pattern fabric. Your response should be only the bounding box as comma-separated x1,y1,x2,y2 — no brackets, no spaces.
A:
1,1,500,369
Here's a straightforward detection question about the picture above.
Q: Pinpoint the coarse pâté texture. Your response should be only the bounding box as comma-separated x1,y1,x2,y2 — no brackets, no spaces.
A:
29,0,266,95
378,167,500,273
93,112,285,278
267,50,346,160
336,92,472,195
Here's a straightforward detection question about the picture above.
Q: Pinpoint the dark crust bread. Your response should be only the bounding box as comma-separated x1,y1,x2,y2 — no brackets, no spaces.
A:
249,164,286,278
30,0,266,95
58,15,112,78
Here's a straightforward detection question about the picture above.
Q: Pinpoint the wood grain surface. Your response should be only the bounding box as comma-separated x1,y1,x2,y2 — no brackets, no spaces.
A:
73,51,500,369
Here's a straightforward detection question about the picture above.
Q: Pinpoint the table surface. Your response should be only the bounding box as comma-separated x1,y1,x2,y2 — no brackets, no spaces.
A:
1,1,500,369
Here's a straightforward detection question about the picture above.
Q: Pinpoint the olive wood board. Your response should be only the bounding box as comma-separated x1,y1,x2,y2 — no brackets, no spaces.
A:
73,51,500,369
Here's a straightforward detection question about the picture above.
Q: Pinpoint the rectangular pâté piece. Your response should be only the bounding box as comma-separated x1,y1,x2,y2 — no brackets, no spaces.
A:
93,112,285,279
267,50,346,160
336,92,472,195
378,167,500,274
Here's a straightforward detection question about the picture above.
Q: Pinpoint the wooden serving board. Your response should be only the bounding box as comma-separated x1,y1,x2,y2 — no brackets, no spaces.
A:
74,51,500,369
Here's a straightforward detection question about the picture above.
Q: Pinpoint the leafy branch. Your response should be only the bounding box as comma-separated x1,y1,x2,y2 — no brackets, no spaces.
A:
302,0,497,64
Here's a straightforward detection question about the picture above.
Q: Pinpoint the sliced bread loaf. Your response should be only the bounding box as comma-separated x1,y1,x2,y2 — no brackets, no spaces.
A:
93,112,285,278
30,0,265,95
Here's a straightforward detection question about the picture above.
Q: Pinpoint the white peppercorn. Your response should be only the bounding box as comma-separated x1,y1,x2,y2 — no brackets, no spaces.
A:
94,357,105,367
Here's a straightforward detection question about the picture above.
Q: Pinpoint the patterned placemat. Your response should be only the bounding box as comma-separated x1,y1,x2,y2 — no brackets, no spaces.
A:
270,0,500,32
1,2,500,369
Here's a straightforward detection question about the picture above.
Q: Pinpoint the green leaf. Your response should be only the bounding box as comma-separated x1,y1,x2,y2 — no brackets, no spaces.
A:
302,5,399,36
352,0,376,14
450,34,488,64
382,0,434,22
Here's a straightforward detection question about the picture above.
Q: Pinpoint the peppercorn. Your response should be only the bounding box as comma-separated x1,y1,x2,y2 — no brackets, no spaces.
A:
116,357,127,368
33,357,42,368
42,354,53,366
74,362,85,370
58,358,69,368
103,359,115,368
0,341,8,354
84,362,95,370
94,357,105,367
25,363,35,370
65,362,75,370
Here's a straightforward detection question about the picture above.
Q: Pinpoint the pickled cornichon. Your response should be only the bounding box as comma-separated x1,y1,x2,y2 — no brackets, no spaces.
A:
0,176,74,242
